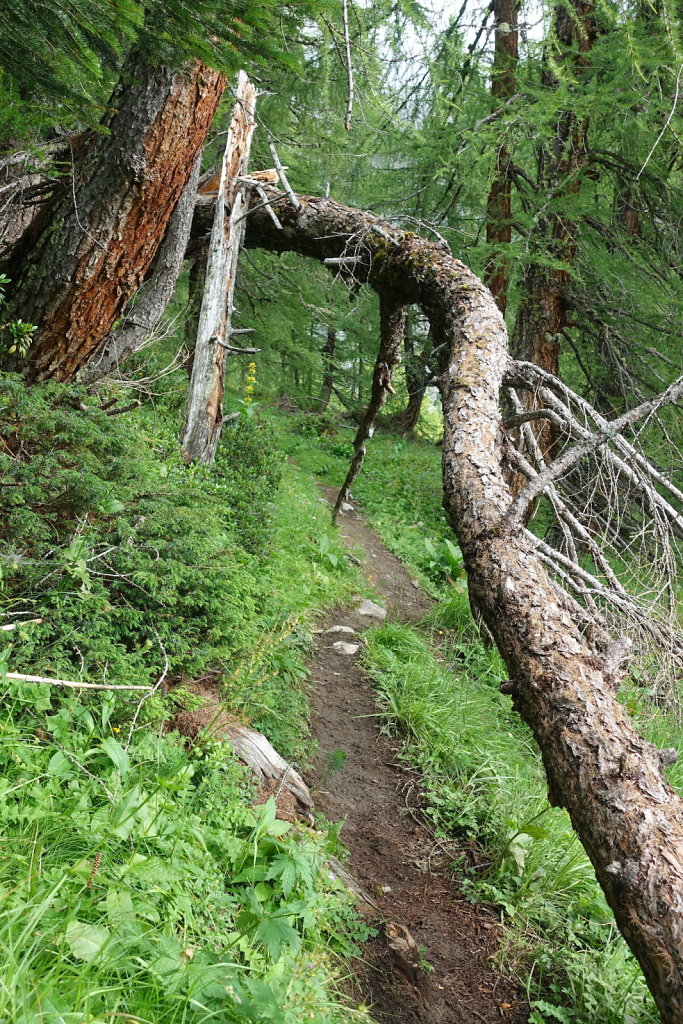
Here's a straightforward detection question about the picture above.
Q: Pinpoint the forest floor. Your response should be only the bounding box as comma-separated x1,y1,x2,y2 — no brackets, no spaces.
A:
306,487,528,1024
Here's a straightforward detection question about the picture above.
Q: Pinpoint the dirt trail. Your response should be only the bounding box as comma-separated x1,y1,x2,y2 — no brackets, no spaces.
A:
307,488,527,1024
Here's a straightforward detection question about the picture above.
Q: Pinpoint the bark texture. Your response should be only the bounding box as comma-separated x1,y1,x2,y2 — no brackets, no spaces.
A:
242,189,683,1022
6,60,225,383
389,312,428,434
182,71,257,464
484,0,519,313
512,0,600,460
79,156,202,384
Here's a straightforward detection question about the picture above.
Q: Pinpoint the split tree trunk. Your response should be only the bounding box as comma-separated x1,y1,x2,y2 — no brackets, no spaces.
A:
484,0,519,314
241,188,683,1022
78,156,202,384
5,59,225,383
181,71,257,464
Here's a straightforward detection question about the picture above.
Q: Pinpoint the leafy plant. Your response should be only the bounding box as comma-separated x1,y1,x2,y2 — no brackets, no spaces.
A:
0,275,36,357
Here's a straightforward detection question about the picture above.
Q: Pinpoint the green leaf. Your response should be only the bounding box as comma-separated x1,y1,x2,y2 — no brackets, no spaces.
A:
265,854,298,898
47,751,72,778
64,920,110,962
100,736,130,776
254,913,301,959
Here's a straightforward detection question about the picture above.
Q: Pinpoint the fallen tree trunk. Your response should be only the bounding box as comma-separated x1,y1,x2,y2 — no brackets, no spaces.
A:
236,189,683,1021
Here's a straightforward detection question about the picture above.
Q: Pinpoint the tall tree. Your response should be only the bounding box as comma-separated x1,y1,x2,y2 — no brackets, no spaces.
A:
3,58,225,382
484,0,519,313
513,0,601,373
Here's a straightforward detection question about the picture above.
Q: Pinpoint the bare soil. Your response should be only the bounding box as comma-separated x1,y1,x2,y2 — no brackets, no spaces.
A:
307,488,528,1024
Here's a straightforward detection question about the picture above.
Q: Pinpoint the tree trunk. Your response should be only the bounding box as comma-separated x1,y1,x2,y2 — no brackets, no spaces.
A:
78,155,202,384
484,0,519,314
395,313,427,434
320,327,337,410
242,188,683,1021
512,0,600,460
183,248,208,377
5,59,225,383
333,296,405,518
181,71,257,464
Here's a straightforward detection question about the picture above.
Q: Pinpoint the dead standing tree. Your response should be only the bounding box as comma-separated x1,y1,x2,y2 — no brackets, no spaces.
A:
182,71,257,463
233,188,683,1021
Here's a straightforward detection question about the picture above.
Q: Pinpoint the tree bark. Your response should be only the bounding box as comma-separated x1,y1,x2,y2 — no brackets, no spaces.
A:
5,59,225,383
181,71,257,464
242,189,683,1021
512,0,600,460
78,155,202,384
484,0,519,314
395,313,428,434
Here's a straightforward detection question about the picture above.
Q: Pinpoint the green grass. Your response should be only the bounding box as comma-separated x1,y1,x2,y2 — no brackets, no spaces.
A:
265,404,674,1022
362,622,659,1024
0,375,374,1024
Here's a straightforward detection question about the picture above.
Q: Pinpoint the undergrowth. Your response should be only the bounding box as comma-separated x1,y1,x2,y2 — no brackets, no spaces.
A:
0,374,370,1024
271,406,673,1023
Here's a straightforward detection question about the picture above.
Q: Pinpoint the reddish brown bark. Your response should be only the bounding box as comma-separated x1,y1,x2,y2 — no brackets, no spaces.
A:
513,0,600,463
484,0,519,313
242,189,683,1021
5,59,225,383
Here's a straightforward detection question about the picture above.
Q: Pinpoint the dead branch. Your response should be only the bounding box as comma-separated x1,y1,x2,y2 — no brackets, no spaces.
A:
6,671,151,692
333,296,406,519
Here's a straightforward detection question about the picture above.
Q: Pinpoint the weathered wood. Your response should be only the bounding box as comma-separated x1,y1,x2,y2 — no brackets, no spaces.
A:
221,722,314,824
182,71,257,463
172,700,314,824
239,189,683,1022
5,60,225,383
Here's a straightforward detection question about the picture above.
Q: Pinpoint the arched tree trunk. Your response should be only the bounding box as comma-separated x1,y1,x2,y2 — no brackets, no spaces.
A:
239,189,683,1022
4,59,225,383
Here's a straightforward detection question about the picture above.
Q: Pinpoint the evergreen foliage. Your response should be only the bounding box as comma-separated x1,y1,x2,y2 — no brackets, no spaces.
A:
0,0,318,138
